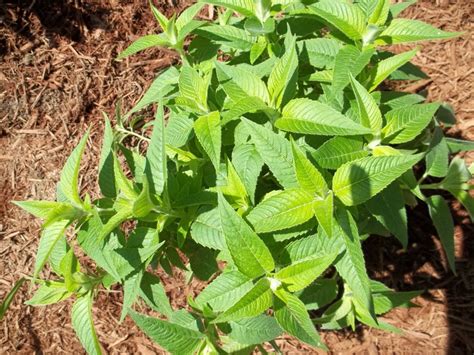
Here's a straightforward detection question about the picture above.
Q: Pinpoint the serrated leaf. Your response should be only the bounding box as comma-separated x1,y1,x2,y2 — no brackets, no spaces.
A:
332,45,375,93
58,131,89,207
278,99,372,136
117,34,169,60
191,207,226,250
298,38,341,69
229,315,283,345
268,32,298,108
59,248,79,292
71,293,102,355
427,195,456,273
194,112,221,170
196,270,253,312
202,0,255,17
243,119,298,189
218,194,274,278
220,159,249,209
176,3,204,31
98,116,116,198
145,105,167,197
439,157,472,190
379,18,462,44
232,144,264,204
130,311,204,355
250,36,267,64
213,278,273,323
312,136,368,170
34,220,70,279
121,270,144,321
195,25,255,51
275,253,337,292
333,154,423,206
445,138,474,154
349,74,383,133
139,272,173,317
298,279,339,311
310,0,366,40
334,208,375,319
133,179,154,218
291,140,328,197
368,49,418,91
426,127,449,178
215,61,269,104
313,192,334,239
178,65,209,112
383,103,440,144
366,182,408,248
13,200,65,220
247,189,315,233
126,66,179,117
274,291,326,349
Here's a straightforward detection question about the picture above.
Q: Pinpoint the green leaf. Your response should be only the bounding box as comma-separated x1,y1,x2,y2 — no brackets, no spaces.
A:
243,118,298,189
291,140,328,197
126,66,179,117
383,103,440,144
274,291,326,349
335,208,375,319
215,61,269,104
195,25,255,51
133,179,154,218
427,195,456,273
332,45,375,93
275,253,338,292
58,131,89,207
379,18,462,44
166,111,194,148
130,311,204,355
117,34,169,60
229,315,283,345
312,136,368,170
368,49,418,91
120,270,144,321
178,65,209,112
268,32,298,108
34,220,70,279
277,99,372,136
349,74,383,133
26,282,73,306
247,189,315,233
220,159,250,209
310,0,366,40
59,248,80,292
298,38,341,69
389,0,416,18
0,278,26,320
218,194,275,278
333,154,423,206
447,189,474,221
176,3,204,31
366,183,408,248
426,127,449,178
439,157,472,190
194,112,221,170
232,144,264,204
298,279,339,311
445,138,474,154
13,200,65,220
191,207,226,250
145,105,167,197
71,293,102,355
195,270,253,312
313,192,334,239
202,0,255,17
213,278,273,323
139,272,173,317
250,36,267,64
98,116,116,198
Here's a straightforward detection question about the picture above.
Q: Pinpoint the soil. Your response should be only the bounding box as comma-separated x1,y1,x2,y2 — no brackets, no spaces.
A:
0,1,473,354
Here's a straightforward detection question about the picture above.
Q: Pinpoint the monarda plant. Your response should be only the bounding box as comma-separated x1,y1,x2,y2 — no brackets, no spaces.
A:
5,0,473,353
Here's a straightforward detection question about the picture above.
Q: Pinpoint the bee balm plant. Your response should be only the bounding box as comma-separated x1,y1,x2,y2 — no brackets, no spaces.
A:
5,0,472,353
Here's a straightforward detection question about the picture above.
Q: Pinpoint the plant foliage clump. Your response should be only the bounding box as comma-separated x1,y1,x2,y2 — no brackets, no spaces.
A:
7,0,473,353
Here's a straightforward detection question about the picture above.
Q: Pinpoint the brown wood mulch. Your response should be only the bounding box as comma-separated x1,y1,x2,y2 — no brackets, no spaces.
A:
0,0,473,353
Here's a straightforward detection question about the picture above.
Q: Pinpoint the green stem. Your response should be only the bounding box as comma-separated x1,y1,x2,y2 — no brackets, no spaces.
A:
269,340,282,354
116,127,150,142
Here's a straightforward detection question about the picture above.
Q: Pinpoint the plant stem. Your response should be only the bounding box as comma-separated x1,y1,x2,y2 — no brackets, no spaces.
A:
116,127,150,142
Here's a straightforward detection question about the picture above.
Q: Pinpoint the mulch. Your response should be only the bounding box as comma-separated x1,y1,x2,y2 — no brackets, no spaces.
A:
0,0,472,353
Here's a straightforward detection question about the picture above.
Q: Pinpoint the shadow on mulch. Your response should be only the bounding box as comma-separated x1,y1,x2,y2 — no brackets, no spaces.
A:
364,197,474,352
1,0,108,53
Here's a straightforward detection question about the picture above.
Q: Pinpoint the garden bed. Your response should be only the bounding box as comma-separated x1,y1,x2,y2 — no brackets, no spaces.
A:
0,0,473,353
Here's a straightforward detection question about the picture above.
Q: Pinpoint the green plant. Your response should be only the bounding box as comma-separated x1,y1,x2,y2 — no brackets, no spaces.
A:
7,0,473,353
